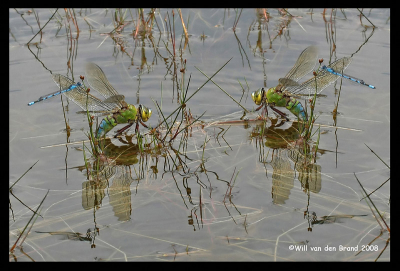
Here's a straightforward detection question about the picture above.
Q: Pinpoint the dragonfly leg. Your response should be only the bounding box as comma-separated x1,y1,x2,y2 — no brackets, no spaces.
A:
256,104,267,119
135,120,140,134
255,104,264,111
139,120,149,128
117,137,130,144
270,106,289,121
240,110,247,120
274,119,286,128
114,122,134,138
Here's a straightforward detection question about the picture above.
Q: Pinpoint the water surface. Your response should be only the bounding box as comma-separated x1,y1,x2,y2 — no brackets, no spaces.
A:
9,8,390,261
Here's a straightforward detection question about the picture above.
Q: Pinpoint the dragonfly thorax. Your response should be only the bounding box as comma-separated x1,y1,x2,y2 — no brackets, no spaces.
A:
124,104,138,122
265,87,291,107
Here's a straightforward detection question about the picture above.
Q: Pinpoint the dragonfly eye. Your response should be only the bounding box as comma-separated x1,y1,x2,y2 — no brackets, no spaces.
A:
140,105,152,122
251,88,264,105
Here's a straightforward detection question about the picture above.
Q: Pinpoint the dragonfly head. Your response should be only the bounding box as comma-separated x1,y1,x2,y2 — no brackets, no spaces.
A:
251,88,265,105
139,105,152,122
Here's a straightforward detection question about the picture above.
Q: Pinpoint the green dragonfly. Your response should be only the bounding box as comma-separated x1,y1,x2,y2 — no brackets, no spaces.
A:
251,45,352,122
28,63,152,139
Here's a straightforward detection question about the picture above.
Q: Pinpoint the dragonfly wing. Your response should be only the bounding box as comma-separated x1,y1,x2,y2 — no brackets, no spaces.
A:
291,57,352,96
284,45,318,82
52,74,117,115
75,110,112,117
85,63,122,101
103,95,126,104
278,78,299,87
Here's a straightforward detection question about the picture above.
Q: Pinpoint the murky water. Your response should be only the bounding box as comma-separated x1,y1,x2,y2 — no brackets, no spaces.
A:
10,8,390,261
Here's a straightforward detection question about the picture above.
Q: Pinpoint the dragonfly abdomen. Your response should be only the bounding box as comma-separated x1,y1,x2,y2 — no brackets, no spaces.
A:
286,98,308,122
96,116,118,139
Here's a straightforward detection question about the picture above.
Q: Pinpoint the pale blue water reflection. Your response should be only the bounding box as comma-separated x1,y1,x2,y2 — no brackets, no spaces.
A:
10,8,389,261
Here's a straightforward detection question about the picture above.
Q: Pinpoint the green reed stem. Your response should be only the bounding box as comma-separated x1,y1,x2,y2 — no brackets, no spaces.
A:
10,160,39,191
314,126,321,163
10,190,49,253
354,173,390,231
364,143,390,169
169,111,206,142
195,66,249,113
154,57,233,130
